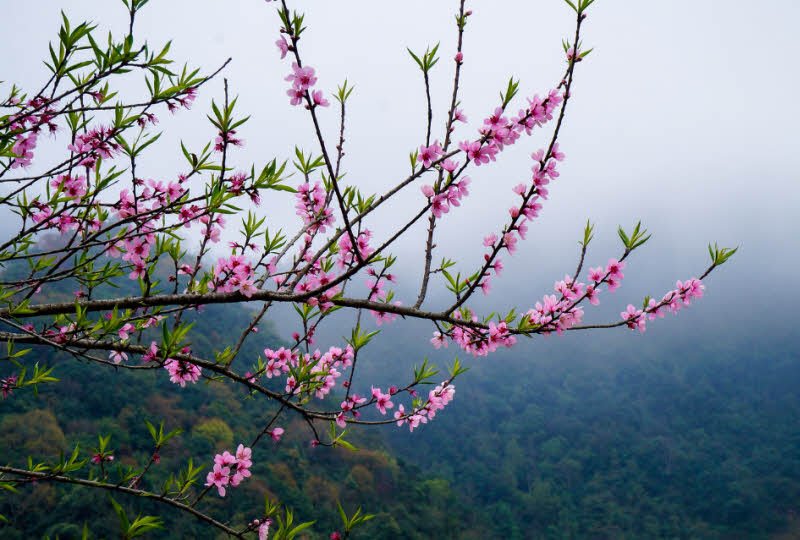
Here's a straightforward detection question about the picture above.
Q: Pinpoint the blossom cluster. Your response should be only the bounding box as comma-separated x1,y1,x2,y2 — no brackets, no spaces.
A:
1,376,17,399
459,89,563,168
90,452,114,465
432,313,517,357
394,381,456,431
371,386,394,415
526,258,623,335
365,271,401,325
421,176,471,219
120,228,156,280
165,87,197,113
418,141,444,168
419,93,567,303
262,347,298,379
284,62,328,107
622,278,705,333
430,258,619,352
303,346,352,398
473,144,566,298
214,129,244,152
12,132,38,169
7,96,58,169
292,260,341,311
50,174,87,200
260,345,354,400
256,519,272,540
67,126,121,168
211,255,258,297
13,97,211,286
199,214,225,244
226,170,262,205
205,444,253,497
134,340,202,387
163,357,202,387
338,229,375,269
295,181,334,232
337,393,367,427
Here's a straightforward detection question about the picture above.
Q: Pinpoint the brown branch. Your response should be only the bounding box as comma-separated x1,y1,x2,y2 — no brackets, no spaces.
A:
0,466,244,538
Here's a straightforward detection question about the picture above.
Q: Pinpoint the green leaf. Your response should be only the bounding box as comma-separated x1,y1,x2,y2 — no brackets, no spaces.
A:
708,243,738,266
582,219,595,247
110,497,130,532
407,48,424,70
617,226,630,248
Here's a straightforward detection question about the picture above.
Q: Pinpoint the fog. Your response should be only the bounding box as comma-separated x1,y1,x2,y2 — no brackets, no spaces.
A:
2,0,798,343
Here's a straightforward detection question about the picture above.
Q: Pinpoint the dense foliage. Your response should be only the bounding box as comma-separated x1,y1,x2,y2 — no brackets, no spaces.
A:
0,304,482,539
388,328,800,539
3,290,798,538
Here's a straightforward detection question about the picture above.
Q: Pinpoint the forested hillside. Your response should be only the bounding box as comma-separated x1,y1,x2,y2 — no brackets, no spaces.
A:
385,329,800,539
0,303,488,539
2,256,799,539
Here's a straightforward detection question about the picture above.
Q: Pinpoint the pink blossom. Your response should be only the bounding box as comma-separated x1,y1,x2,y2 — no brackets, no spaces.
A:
67,126,120,167
371,387,394,415
441,159,458,173
370,302,401,326
109,350,127,364
205,464,230,497
606,258,625,280
588,266,604,283
50,174,87,200
129,262,146,281
276,36,289,59
239,279,258,298
118,323,135,340
285,62,317,91
287,87,305,106
2,376,18,399
394,404,406,426
215,451,237,468
551,142,565,161
586,285,600,305
91,453,113,465
259,520,272,540
235,444,252,469
431,331,448,349
431,194,449,218
312,89,329,107
11,132,37,169
621,304,646,333
163,359,201,387
142,341,159,363
459,140,495,166
418,141,443,168
483,107,507,131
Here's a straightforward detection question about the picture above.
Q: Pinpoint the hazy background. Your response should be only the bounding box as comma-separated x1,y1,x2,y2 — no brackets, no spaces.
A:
2,0,798,341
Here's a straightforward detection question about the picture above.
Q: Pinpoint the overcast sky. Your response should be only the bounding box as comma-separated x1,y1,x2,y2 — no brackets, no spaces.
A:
2,1,798,327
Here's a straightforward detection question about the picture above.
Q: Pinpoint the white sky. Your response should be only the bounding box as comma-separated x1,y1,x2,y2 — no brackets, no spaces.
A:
2,0,798,315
